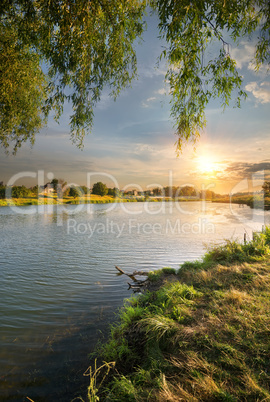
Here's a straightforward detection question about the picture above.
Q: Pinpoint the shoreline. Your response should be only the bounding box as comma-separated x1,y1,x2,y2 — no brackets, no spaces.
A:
1,195,270,210
0,196,210,208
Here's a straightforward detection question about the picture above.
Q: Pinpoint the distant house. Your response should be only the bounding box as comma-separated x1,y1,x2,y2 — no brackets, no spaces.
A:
124,190,139,196
41,183,54,195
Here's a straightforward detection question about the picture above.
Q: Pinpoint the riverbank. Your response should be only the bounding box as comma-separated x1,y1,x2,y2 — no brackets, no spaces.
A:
0,195,195,207
1,193,270,210
1,194,270,210
84,231,270,401
0,194,127,207
213,193,270,210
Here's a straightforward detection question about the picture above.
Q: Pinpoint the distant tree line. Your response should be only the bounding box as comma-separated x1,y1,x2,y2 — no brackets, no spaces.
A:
262,182,270,197
0,183,34,199
0,181,226,200
91,182,121,198
46,179,89,198
145,186,223,200
0,178,120,199
1,179,270,200
0,179,90,199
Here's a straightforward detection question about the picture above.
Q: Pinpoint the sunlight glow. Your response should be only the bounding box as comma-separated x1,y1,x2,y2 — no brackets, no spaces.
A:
196,156,218,174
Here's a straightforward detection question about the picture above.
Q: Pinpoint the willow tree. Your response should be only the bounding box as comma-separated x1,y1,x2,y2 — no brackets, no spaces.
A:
0,0,269,153
153,0,270,150
0,23,48,152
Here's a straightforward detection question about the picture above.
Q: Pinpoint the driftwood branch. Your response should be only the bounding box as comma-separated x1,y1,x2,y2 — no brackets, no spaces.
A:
132,270,149,276
115,266,149,292
115,266,148,277
115,266,126,275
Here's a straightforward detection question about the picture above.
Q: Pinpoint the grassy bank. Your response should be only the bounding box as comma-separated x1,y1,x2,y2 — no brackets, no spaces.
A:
0,195,207,207
1,194,270,209
213,193,270,209
0,194,132,207
0,195,176,207
83,231,270,401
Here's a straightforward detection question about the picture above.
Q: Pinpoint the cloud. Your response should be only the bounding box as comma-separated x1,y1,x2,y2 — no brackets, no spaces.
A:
95,90,115,110
133,143,156,154
155,88,167,95
138,58,167,79
248,62,269,76
141,86,168,107
221,161,270,181
188,159,270,183
245,81,270,104
230,41,269,76
231,42,255,69
141,96,157,108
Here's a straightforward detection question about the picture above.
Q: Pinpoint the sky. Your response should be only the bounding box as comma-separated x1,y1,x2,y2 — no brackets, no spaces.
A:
0,13,270,194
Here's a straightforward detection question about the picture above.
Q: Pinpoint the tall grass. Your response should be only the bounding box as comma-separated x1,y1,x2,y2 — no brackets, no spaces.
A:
86,230,270,401
205,230,270,263
0,195,139,207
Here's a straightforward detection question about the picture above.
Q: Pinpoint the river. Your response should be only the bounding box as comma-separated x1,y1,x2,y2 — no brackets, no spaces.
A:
0,201,267,401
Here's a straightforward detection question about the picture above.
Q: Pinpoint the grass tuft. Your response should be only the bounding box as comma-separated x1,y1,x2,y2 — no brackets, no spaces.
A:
161,267,176,275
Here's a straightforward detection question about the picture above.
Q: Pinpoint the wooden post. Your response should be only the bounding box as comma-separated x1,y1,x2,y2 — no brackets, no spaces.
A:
244,233,246,243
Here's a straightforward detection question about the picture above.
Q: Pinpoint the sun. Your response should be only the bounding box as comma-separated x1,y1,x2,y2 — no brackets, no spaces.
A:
196,156,217,174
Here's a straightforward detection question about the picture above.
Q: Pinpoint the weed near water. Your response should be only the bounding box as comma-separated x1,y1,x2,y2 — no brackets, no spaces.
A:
179,229,270,271
147,267,176,282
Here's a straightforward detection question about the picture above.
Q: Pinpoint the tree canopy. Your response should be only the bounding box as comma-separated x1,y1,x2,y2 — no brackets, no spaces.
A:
0,0,269,153
262,181,270,196
92,181,108,196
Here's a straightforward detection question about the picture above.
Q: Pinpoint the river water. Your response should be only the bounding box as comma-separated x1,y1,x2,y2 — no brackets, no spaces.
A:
0,201,268,401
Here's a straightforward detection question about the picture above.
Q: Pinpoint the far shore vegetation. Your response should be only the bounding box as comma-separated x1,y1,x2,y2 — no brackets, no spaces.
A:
1,179,270,209
80,228,270,401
